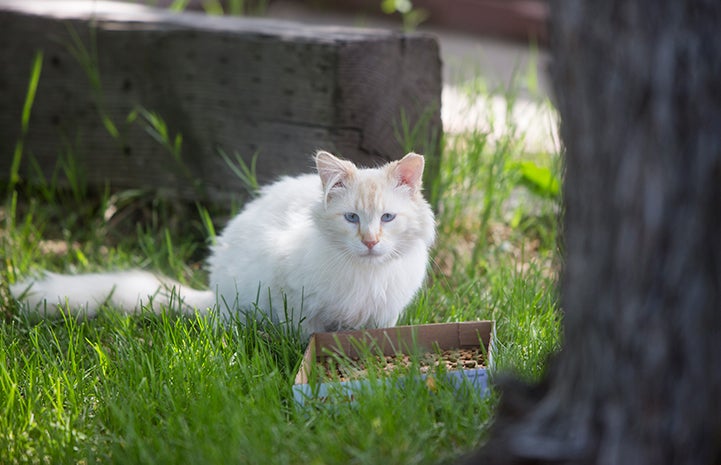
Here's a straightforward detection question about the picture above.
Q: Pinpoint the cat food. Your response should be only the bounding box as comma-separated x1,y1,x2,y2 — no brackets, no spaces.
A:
293,321,495,404
320,348,487,382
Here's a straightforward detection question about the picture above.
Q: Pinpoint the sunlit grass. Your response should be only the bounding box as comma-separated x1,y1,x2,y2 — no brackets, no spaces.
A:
0,49,561,465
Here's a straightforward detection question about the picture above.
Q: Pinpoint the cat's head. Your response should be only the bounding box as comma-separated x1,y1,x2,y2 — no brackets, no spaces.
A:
314,151,435,262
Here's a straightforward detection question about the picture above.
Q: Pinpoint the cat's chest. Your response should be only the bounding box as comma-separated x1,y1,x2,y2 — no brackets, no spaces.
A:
313,263,409,325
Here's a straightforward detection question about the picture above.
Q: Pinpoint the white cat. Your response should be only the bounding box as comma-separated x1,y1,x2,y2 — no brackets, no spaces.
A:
11,151,436,336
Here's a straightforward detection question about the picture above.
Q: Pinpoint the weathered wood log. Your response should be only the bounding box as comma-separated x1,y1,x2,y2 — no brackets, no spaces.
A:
0,0,441,201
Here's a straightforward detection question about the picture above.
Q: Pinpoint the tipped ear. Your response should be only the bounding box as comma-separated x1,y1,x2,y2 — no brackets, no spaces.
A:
392,152,425,193
315,150,356,191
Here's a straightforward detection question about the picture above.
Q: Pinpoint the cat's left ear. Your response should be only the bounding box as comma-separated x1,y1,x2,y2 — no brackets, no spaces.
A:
391,153,425,193
315,151,356,203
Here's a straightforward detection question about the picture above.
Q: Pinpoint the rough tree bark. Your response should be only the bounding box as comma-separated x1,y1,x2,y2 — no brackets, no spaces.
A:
462,1,721,464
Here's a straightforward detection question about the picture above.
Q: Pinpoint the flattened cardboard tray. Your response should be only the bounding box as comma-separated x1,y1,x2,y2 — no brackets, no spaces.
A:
293,321,495,404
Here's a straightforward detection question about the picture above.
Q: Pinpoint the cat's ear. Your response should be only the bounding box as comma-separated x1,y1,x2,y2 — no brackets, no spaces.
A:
315,150,356,191
391,152,425,193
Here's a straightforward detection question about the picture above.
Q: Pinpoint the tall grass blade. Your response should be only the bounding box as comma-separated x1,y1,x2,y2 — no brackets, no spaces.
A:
8,50,43,196
65,24,120,141
196,203,217,245
218,149,260,195
169,0,191,12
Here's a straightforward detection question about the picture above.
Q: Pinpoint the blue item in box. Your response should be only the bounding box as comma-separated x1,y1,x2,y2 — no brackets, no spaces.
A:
293,321,495,404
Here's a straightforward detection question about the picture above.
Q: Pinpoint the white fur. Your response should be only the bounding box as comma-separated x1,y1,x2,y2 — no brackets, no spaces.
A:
11,270,214,318
11,152,436,336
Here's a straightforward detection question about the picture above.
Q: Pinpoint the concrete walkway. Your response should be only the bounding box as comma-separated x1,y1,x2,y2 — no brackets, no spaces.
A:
267,1,558,154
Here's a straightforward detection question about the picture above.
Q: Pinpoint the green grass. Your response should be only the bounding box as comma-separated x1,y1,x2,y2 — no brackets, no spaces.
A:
0,56,561,463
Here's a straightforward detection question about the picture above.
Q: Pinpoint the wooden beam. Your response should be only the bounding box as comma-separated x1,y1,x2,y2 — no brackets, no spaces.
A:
0,0,441,201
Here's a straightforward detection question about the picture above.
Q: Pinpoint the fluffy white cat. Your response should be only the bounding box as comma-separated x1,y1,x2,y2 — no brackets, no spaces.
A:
11,151,436,335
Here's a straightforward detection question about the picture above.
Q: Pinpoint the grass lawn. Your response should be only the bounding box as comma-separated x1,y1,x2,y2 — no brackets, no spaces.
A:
0,53,562,463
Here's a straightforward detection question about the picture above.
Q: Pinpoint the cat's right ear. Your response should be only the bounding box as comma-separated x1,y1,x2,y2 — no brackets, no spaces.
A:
315,151,356,196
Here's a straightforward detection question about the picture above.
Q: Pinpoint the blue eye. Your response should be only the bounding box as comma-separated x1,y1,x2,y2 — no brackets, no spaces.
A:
381,213,396,222
344,212,360,223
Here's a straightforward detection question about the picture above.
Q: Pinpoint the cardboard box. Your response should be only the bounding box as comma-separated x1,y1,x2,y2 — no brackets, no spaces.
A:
293,321,495,404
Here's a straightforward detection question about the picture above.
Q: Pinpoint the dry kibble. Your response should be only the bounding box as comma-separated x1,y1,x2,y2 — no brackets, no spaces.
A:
319,348,485,382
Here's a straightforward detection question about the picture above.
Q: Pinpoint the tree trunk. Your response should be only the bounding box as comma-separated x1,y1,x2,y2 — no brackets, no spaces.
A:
462,1,721,464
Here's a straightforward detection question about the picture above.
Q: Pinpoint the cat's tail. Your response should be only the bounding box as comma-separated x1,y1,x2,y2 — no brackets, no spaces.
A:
9,270,217,319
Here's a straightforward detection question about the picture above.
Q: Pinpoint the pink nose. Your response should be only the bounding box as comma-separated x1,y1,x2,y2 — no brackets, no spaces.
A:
362,239,378,250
